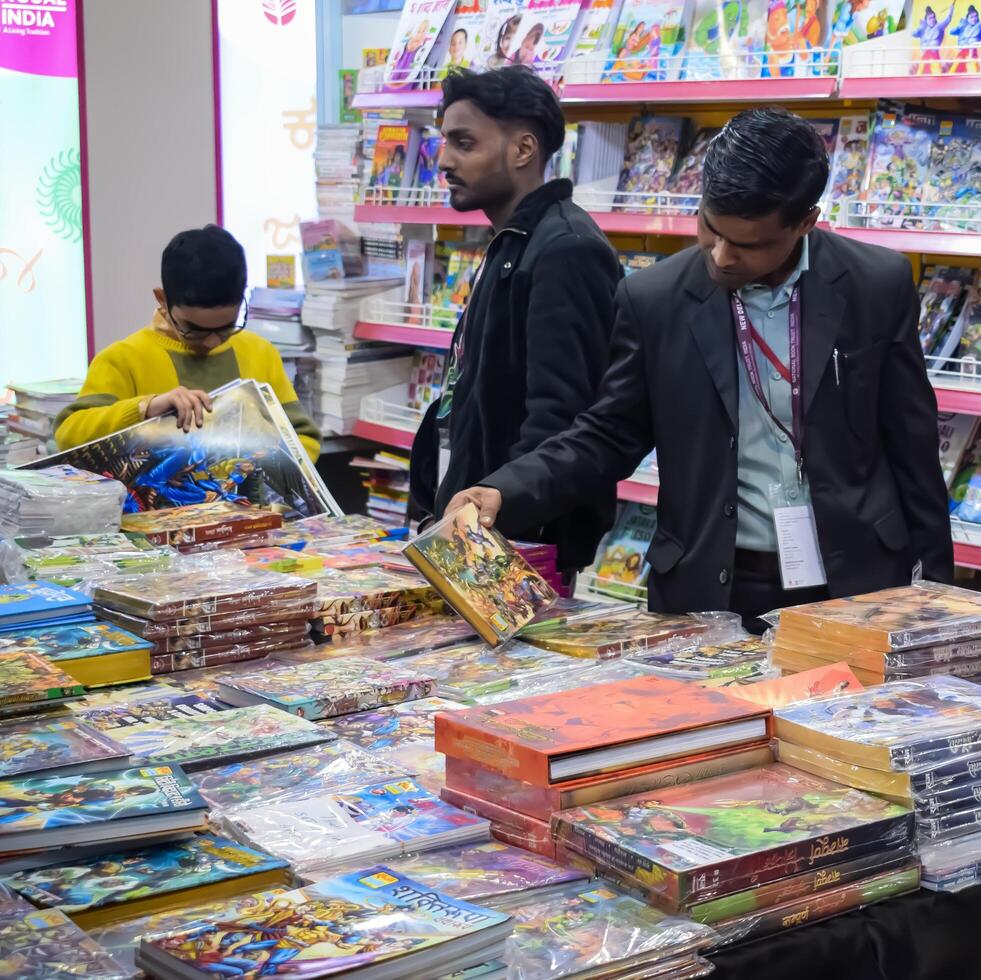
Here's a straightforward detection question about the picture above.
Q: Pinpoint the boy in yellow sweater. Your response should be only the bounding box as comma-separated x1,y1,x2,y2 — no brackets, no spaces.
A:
55,225,320,462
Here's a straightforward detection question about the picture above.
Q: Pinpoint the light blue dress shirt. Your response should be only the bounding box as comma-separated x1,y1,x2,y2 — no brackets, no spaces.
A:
735,236,812,553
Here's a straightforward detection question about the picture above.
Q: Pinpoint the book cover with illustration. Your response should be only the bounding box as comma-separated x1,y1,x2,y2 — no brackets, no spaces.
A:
25,379,339,520
552,764,914,908
910,0,969,75
825,111,873,223
404,503,557,647
773,675,981,771
632,635,770,678
604,0,695,81
923,115,981,232
0,582,91,632
0,765,205,843
108,704,332,773
6,834,290,928
762,0,827,78
590,502,657,599
735,662,863,709
666,126,720,197
190,739,403,814
615,115,687,210
435,673,771,784
0,650,85,708
824,0,905,63
324,697,468,751
12,532,155,556
480,0,526,67
216,657,436,720
327,616,477,661
429,245,484,329
776,582,981,650
299,219,345,281
75,691,226,732
440,0,489,70
0,716,127,780
509,0,585,70
139,867,511,979
683,0,766,78
522,609,708,659
369,123,421,203
120,501,282,548
0,621,152,662
384,0,457,89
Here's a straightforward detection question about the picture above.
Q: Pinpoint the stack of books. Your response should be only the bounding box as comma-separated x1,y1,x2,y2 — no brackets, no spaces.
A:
552,763,918,949
91,568,319,675
120,501,283,554
4,833,290,929
774,676,981,880
436,674,773,858
0,649,87,718
246,287,312,357
137,867,513,980
512,541,566,597
314,123,361,216
261,512,392,551
770,582,981,684
0,580,94,634
353,449,411,527
7,378,82,448
0,466,126,537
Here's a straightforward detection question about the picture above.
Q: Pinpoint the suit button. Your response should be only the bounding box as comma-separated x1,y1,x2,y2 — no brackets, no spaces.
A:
719,569,729,585
724,503,735,518
729,436,736,450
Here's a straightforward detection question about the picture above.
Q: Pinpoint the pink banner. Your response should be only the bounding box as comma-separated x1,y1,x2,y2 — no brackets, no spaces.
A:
0,0,77,78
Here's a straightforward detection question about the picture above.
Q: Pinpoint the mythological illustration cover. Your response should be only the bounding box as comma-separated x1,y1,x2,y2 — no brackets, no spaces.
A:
0,716,127,780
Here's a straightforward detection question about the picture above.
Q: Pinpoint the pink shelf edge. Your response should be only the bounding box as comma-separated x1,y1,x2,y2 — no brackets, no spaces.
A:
352,420,417,451
935,387,981,415
954,542,981,570
838,75,981,99
355,321,454,349
562,77,837,103
617,480,660,505
353,205,488,226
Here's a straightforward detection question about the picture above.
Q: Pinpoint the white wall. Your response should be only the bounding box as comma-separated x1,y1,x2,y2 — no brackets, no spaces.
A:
340,11,402,67
82,0,218,353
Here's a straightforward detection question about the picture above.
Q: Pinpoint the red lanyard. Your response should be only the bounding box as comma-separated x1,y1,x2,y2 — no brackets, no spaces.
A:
731,286,804,483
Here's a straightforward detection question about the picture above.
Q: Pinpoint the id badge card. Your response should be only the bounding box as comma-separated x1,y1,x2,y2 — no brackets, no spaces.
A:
437,446,451,488
769,482,827,590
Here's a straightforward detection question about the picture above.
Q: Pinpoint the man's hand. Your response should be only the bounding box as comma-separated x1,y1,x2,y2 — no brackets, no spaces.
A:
145,387,213,432
444,486,503,528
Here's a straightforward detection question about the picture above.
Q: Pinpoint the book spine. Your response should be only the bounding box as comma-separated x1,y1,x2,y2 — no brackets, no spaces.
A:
434,712,550,785
444,756,562,821
890,729,981,771
183,514,283,545
151,644,271,675
910,752,981,795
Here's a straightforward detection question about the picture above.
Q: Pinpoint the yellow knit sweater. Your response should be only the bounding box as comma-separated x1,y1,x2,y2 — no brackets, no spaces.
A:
55,311,320,461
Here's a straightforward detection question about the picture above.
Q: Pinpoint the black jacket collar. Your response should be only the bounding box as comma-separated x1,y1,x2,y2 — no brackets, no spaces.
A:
501,179,573,234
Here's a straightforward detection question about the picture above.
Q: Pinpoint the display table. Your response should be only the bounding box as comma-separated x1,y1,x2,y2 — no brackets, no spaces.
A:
711,885,981,980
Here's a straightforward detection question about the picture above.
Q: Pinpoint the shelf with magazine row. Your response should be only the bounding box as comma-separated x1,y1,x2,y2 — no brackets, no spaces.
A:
353,47,981,109
355,298,458,350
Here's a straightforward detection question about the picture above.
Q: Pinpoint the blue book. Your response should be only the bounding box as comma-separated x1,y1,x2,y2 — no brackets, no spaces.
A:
0,582,91,630
0,621,151,660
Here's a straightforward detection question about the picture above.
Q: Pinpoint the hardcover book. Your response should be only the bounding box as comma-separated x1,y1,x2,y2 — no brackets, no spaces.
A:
0,650,85,709
0,716,128,780
404,503,557,647
216,657,436,720
138,867,511,980
75,691,226,731
0,621,151,659
6,834,290,929
437,674,770,784
551,764,914,909
0,581,91,632
120,501,282,548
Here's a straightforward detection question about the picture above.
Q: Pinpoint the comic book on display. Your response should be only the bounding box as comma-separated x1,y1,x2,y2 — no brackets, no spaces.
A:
215,657,436,720
0,765,206,854
0,581,91,632
74,691,225,732
923,116,981,233
384,0,456,89
92,568,317,622
521,609,711,660
508,0,584,73
137,867,512,980
6,834,290,929
323,697,467,751
825,112,873,224
219,779,491,877
614,115,687,210
683,0,766,78
435,674,770,784
444,744,775,822
0,650,85,711
589,502,657,600
666,127,719,198
551,764,914,910
773,675,981,772
762,0,827,78
604,0,695,82
0,901,129,980
909,0,973,76
404,504,557,647
24,379,340,520
104,704,332,773
824,0,905,59
0,715,128,780
499,881,715,979
368,122,421,204
119,502,282,549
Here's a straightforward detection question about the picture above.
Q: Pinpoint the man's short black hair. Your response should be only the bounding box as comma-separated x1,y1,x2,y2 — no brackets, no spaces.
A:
702,108,830,226
440,66,566,167
161,225,247,308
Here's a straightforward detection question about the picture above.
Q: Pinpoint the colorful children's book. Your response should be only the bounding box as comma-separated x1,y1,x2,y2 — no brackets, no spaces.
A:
0,650,85,711
6,834,290,929
604,0,695,81
0,581,91,632
338,68,360,122
435,674,770,784
481,0,525,68
825,111,873,223
665,126,719,198
439,0,489,70
106,704,332,773
683,0,766,78
762,0,827,78
384,0,457,89
510,0,584,70
404,240,433,326
774,675,981,771
216,657,436,720
735,662,863,708
300,219,345,281
615,115,687,210
825,0,905,65
404,503,557,647
120,501,282,549
0,716,127,779
938,413,980,487
552,763,914,910
570,0,620,63
138,867,512,980
369,122,421,203
189,739,405,814
323,697,468,751
221,779,491,876
590,502,657,599
910,0,963,75
631,635,771,680
75,691,226,732
923,115,981,232
0,765,206,854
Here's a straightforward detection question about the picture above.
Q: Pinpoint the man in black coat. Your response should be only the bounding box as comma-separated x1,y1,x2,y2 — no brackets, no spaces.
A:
409,67,621,577
446,107,953,628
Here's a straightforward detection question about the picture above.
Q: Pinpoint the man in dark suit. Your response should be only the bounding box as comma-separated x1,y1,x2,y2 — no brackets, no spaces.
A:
409,67,621,577
445,107,953,628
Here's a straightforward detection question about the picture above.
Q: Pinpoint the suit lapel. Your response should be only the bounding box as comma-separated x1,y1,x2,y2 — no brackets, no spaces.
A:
801,232,847,417
686,276,738,433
